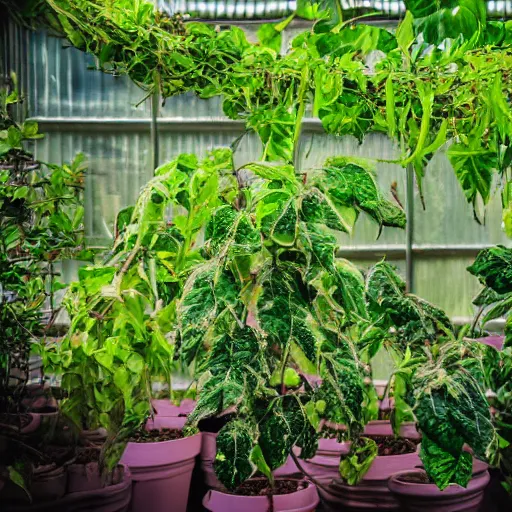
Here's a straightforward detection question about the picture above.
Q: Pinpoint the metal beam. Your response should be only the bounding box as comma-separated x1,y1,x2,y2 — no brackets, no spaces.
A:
31,116,326,133
337,243,497,260
151,92,160,170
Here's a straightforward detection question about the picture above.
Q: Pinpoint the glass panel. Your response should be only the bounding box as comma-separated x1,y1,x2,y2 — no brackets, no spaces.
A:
26,31,151,118
414,149,507,246
414,256,481,320
33,132,152,245
298,132,406,249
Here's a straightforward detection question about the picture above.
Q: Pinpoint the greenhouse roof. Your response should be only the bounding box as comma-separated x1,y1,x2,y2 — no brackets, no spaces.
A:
161,0,512,20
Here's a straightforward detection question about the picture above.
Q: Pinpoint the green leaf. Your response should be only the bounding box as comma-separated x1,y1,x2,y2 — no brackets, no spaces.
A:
13,186,29,200
127,353,144,374
420,435,473,490
468,246,512,295
214,419,256,490
259,398,307,471
250,444,273,483
318,351,365,433
448,142,495,215
257,15,295,53
339,437,378,485
385,75,396,139
396,11,414,58
7,466,30,499
113,367,130,393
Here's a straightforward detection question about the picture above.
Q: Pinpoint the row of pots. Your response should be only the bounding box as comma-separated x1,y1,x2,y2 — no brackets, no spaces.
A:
3,399,492,512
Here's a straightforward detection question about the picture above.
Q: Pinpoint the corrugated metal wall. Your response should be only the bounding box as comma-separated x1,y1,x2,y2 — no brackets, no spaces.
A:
4,5,511,337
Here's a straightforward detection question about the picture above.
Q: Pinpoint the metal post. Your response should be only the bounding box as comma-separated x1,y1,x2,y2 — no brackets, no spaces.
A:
405,164,415,293
150,91,160,172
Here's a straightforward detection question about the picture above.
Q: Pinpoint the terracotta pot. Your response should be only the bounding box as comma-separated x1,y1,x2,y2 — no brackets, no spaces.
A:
200,432,301,490
202,479,319,512
364,420,421,440
302,437,421,510
388,469,490,512
120,423,201,512
151,398,196,417
3,465,132,512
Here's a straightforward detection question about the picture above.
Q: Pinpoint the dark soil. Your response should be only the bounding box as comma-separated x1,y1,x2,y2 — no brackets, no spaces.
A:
368,435,419,456
397,472,431,484
232,479,301,497
198,413,235,433
129,428,183,443
75,447,100,465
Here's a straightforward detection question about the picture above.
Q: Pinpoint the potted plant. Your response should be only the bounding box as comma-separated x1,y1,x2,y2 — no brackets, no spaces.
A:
301,260,454,510
0,77,110,509
465,245,512,505
388,338,497,511
172,151,406,510
42,149,243,512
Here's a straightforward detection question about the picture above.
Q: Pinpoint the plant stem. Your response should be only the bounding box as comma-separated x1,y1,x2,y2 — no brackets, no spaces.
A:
289,449,332,495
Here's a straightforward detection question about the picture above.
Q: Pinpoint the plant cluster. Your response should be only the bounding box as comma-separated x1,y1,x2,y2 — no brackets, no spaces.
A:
1,0,505,499
467,245,512,494
0,76,87,412
178,153,405,489
41,149,241,467
8,0,512,224
0,76,88,496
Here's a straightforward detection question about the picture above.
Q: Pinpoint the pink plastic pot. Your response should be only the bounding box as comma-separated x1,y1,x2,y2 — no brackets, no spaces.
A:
152,398,196,417
472,336,504,352
145,415,187,430
202,479,319,512
388,469,490,512
302,437,421,510
200,432,301,489
364,420,421,440
3,465,132,512
120,428,201,512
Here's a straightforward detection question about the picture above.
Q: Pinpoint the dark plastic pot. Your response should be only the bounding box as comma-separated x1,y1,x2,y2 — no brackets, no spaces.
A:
302,438,421,510
120,423,201,512
67,461,103,493
3,463,68,504
202,479,320,512
67,446,103,494
80,428,108,446
3,465,132,512
388,469,490,512
200,432,301,489
152,398,196,417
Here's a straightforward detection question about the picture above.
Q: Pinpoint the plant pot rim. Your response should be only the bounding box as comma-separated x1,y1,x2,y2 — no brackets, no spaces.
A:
388,469,490,496
126,431,197,447
203,477,320,509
